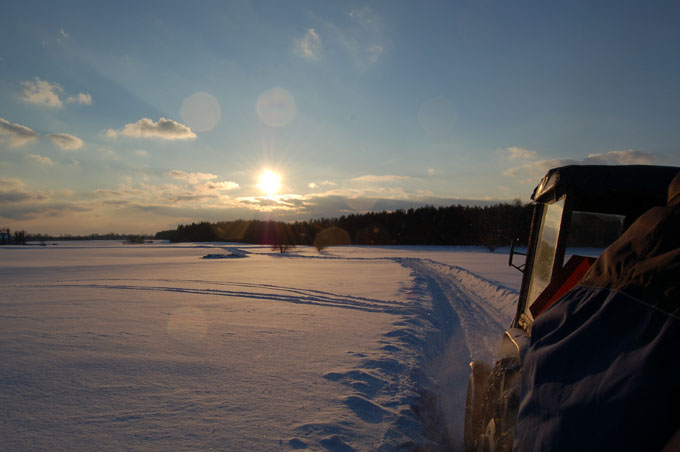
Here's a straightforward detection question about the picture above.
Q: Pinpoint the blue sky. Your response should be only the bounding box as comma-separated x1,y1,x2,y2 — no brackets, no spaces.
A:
1,0,679,234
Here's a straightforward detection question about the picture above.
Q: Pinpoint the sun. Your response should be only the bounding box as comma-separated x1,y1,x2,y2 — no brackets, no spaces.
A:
257,169,282,198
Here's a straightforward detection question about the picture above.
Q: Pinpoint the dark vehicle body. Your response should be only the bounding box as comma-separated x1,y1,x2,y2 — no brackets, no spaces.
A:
464,164,680,452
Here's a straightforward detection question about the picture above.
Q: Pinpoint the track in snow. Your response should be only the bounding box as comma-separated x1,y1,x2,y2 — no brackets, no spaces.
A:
390,257,518,449
9,277,413,315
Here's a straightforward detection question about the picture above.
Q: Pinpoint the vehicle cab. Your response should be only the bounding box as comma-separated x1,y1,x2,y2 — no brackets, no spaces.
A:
465,164,679,452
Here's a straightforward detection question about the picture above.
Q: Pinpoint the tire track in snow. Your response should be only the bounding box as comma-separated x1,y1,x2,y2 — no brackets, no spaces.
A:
395,257,512,362
390,257,517,449
20,279,413,315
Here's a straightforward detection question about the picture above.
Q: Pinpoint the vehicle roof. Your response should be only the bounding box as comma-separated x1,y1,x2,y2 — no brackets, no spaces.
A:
531,165,679,216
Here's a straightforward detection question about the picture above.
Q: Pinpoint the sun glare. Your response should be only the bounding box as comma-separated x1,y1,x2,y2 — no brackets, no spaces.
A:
257,170,282,198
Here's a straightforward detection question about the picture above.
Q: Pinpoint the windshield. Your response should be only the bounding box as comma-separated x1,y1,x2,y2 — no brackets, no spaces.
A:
525,199,564,320
566,211,625,249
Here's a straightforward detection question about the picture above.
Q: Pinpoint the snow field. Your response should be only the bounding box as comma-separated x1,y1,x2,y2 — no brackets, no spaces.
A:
0,242,521,451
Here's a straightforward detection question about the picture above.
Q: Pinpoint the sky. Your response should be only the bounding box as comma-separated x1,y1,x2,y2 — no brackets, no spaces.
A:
1,0,679,234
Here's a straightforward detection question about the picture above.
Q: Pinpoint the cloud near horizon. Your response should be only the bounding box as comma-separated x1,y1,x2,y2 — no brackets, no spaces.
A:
503,149,661,181
48,133,84,150
169,170,217,184
351,174,411,183
0,117,40,148
309,180,336,189
1,173,512,234
0,177,48,205
106,118,196,140
584,150,655,165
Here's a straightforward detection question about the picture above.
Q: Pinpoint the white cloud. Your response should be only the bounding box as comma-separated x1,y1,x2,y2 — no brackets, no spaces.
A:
21,77,63,108
20,77,91,108
106,118,196,140
204,181,240,191
309,180,336,189
584,150,654,165
169,170,239,193
67,92,92,105
294,28,322,60
427,168,436,175
503,149,659,183
0,117,40,148
60,28,69,39
27,154,54,166
506,146,537,160
135,149,149,157
352,174,411,183
169,170,216,184
48,133,83,150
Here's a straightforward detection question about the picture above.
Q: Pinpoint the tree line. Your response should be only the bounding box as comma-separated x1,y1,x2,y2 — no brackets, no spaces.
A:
0,228,27,245
24,232,152,243
155,201,534,251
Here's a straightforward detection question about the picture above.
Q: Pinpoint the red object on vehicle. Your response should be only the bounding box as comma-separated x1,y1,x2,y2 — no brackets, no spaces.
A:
530,255,596,318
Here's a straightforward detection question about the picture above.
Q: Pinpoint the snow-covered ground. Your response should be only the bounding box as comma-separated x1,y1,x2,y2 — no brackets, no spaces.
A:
1,242,524,451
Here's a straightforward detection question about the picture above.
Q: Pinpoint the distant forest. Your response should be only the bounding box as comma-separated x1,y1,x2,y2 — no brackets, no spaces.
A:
155,202,535,250
24,232,151,243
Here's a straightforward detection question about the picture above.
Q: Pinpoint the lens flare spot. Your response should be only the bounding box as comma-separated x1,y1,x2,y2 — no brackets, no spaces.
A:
181,91,222,132
256,88,296,127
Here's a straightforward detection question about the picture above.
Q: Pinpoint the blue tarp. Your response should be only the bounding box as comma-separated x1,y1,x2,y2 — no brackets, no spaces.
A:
514,285,680,451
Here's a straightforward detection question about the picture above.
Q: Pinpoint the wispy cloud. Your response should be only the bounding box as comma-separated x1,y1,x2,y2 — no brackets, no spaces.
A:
57,28,71,45
169,170,218,184
348,6,376,26
106,118,196,140
506,146,537,160
205,181,240,191
345,6,388,66
584,149,655,165
294,28,322,60
21,77,63,108
0,117,40,148
66,92,92,105
27,154,54,166
366,44,384,63
20,77,92,108
503,149,660,182
48,133,83,150
0,178,48,204
308,180,336,189
352,174,411,183
169,170,240,193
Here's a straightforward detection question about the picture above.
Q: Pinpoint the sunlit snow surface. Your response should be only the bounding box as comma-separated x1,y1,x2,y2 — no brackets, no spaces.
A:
1,242,525,451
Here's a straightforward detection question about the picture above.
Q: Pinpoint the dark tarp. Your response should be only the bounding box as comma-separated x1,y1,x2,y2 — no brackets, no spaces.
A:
514,172,680,451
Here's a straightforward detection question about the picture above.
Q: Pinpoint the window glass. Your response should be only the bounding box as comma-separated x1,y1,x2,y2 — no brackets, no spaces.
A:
525,198,564,320
566,211,625,249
